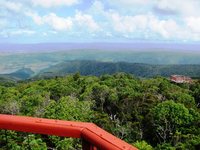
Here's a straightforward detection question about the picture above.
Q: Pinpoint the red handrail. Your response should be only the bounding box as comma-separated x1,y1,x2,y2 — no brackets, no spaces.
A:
0,114,138,150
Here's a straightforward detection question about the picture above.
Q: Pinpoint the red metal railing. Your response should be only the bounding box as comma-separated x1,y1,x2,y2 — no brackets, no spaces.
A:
0,114,138,150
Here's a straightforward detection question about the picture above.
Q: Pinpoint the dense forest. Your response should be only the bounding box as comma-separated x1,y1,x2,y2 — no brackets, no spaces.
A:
0,73,200,149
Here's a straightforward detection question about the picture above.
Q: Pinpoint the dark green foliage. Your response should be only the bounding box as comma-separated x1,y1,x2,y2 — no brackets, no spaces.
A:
149,101,196,144
0,73,199,149
133,140,153,150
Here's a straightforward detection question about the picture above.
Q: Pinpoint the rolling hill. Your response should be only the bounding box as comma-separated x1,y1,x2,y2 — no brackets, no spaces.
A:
37,60,200,78
0,68,34,81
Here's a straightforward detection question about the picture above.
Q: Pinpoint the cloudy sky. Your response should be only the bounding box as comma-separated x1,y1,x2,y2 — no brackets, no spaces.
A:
0,0,200,43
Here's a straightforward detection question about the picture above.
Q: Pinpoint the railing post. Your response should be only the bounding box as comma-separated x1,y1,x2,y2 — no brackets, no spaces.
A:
82,139,98,150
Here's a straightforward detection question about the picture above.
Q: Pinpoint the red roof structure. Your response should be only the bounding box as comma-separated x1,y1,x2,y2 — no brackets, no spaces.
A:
0,114,138,150
170,75,192,83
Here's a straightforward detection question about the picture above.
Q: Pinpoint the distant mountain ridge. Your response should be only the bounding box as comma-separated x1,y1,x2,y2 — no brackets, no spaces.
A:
1,43,200,53
36,60,200,78
1,60,200,81
0,68,34,80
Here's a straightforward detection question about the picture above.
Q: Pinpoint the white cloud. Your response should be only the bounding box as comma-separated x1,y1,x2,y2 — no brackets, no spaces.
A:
1,0,200,42
0,31,8,38
32,0,79,8
44,13,73,31
0,19,7,29
42,32,47,36
108,0,150,6
74,11,100,32
106,0,152,14
0,1,23,13
185,17,200,33
107,11,184,39
89,0,105,16
149,16,179,38
26,12,73,31
9,29,36,36
105,32,112,37
90,1,149,34
107,0,200,17
148,15,200,41
91,0,104,12
49,30,57,34
87,0,200,41
26,12,43,25
110,13,148,33
0,29,36,38
27,10,100,33
155,0,200,16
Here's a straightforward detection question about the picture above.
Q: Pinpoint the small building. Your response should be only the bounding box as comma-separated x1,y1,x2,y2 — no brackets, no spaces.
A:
170,75,192,83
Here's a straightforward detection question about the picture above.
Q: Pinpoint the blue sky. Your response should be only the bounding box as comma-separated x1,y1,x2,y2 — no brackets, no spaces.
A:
0,0,200,43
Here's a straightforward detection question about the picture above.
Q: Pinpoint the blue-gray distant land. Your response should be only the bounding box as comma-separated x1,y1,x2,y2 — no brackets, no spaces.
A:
0,43,200,80
1,43,200,53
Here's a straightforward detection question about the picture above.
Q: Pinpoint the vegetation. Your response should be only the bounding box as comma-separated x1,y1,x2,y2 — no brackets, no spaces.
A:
1,60,200,81
38,60,200,78
0,68,34,81
1,49,200,76
0,73,199,149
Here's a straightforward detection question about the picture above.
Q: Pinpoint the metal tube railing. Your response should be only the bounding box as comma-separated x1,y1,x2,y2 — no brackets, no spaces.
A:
0,114,138,150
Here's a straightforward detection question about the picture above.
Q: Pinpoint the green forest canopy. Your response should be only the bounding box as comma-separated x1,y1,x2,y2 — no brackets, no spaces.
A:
0,73,199,150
